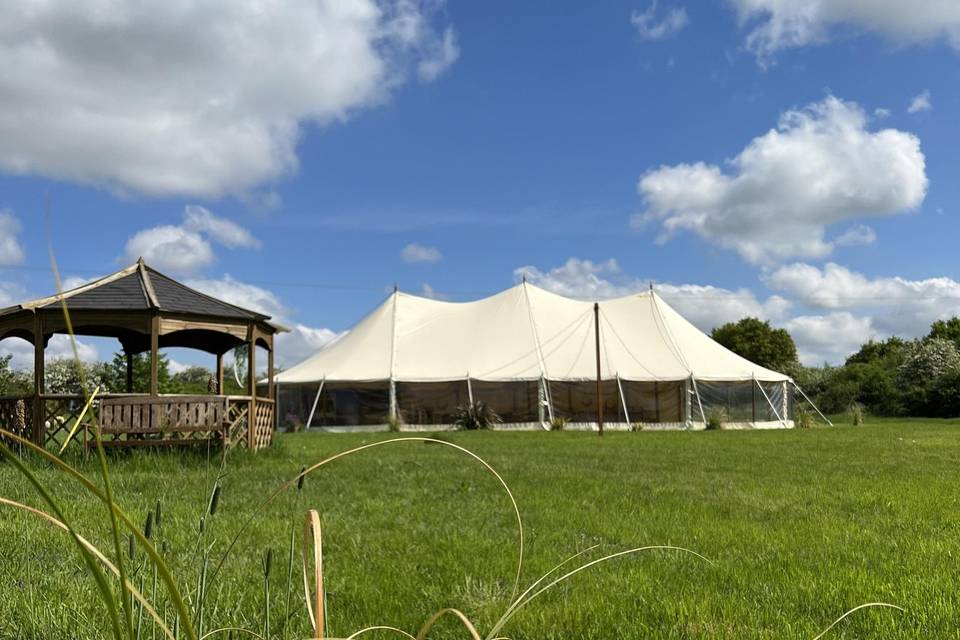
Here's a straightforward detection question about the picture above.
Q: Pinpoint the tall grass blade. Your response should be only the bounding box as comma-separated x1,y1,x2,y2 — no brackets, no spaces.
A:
0,429,199,640
487,545,709,638
811,603,904,640
58,385,100,454
213,438,525,606
302,510,324,638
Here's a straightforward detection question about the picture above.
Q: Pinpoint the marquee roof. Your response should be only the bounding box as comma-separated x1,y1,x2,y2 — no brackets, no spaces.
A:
276,282,789,384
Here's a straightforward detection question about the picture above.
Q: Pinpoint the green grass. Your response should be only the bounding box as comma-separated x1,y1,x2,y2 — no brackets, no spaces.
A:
1,419,959,639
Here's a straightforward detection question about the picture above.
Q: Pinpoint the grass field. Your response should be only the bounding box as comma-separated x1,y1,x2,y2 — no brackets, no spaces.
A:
1,419,959,639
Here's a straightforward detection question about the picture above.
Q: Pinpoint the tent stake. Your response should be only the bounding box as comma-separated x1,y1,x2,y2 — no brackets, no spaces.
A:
594,302,603,436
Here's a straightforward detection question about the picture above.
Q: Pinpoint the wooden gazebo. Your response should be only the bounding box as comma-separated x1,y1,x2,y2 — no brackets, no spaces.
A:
0,259,285,450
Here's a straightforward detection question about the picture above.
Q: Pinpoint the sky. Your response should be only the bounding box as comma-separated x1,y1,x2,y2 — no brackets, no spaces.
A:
0,0,959,371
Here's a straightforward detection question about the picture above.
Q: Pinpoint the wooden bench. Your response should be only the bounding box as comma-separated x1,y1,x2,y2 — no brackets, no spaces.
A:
94,395,228,447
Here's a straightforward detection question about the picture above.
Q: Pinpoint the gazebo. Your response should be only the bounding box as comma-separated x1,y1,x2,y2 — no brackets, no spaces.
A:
0,259,285,450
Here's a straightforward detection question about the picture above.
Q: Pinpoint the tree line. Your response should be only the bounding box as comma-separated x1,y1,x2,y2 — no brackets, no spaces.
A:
710,317,960,418
0,352,249,396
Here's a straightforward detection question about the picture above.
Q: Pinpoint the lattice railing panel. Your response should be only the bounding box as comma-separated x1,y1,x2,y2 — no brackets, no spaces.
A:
226,398,250,448
252,401,274,450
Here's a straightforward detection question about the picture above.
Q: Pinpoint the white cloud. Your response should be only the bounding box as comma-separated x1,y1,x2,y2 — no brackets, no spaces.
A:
125,206,257,273
833,224,876,247
401,243,443,264
783,312,877,365
0,1,459,199
908,90,932,114
0,334,99,370
515,257,791,331
0,281,25,307
186,275,288,319
274,324,343,369
124,225,214,274
419,283,448,300
765,262,960,337
417,26,459,82
167,358,189,375
729,0,960,61
186,275,341,368
183,205,260,248
874,107,892,119
631,2,689,40
635,96,927,265
0,211,25,266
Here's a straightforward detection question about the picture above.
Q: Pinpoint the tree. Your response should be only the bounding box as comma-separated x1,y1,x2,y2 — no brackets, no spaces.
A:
710,317,798,372
845,337,908,367
0,354,32,395
101,352,173,393
169,366,215,394
928,318,960,350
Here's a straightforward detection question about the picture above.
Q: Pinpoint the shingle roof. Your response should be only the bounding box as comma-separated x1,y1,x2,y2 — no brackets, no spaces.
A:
1,259,271,322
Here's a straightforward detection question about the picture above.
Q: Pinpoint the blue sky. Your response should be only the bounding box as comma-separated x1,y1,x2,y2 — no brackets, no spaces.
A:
1,0,959,370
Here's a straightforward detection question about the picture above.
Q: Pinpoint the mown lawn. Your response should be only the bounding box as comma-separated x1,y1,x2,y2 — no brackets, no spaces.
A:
1,419,959,639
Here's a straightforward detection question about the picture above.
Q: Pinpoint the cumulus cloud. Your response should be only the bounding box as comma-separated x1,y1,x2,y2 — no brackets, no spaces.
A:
635,96,927,265
765,262,960,337
874,107,892,119
125,226,215,275
274,324,344,369
0,211,25,266
729,0,960,61
0,334,99,370
186,275,288,319
783,312,877,365
908,90,932,114
0,1,459,199
124,206,257,273
186,275,342,368
631,1,689,40
401,243,443,264
183,205,260,248
515,257,791,331
0,281,25,307
417,26,459,81
419,283,448,300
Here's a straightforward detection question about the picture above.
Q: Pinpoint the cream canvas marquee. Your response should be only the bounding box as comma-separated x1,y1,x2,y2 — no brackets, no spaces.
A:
275,282,797,430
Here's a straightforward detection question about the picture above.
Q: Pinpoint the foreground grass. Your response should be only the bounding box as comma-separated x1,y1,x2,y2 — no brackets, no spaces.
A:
1,419,958,639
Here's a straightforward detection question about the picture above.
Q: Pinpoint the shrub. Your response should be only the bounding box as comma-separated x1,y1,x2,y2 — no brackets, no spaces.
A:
848,402,865,426
549,416,568,431
794,405,814,429
387,414,403,432
705,408,726,431
453,401,501,430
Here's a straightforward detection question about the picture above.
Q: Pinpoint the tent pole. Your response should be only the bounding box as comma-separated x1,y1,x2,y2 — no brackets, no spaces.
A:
467,376,474,404
389,378,397,422
690,376,706,426
594,302,603,436
793,381,833,426
306,378,324,430
755,379,785,426
616,374,630,426
542,376,555,422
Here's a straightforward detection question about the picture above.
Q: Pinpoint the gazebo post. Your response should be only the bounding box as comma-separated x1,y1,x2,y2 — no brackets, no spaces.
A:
32,313,45,446
125,352,134,393
267,335,276,432
216,353,224,395
149,314,159,396
247,325,257,449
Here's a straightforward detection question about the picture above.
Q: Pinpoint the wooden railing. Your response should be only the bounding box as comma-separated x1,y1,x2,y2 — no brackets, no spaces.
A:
0,393,275,451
